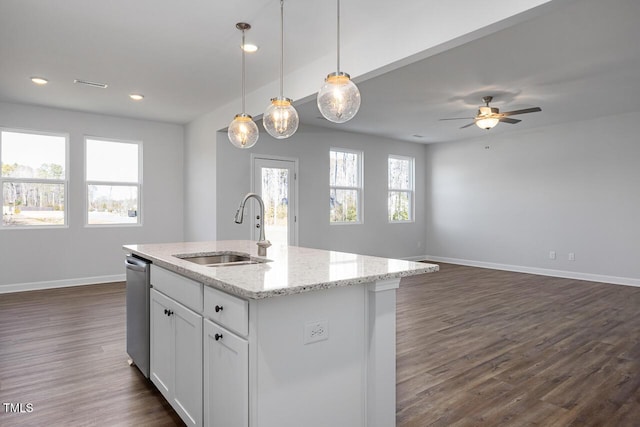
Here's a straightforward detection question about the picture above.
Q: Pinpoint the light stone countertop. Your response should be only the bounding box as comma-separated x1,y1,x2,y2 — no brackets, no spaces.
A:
123,240,439,300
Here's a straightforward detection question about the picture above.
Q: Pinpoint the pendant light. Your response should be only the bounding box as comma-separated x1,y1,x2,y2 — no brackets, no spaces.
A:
317,0,361,123
229,23,259,149
263,0,299,139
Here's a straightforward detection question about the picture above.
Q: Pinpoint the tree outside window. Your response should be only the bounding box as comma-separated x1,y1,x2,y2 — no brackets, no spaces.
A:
1,129,68,228
86,138,141,226
388,155,414,222
330,149,363,223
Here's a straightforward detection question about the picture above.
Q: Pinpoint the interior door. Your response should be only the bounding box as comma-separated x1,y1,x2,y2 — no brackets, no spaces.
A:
252,156,298,246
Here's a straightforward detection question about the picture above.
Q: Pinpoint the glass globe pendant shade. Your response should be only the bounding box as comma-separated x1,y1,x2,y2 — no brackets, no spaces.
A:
317,72,361,123
263,97,299,139
475,117,500,130
228,114,259,148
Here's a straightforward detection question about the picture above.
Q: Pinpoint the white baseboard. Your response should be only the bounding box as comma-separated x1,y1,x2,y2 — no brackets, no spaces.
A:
421,255,640,288
0,274,126,294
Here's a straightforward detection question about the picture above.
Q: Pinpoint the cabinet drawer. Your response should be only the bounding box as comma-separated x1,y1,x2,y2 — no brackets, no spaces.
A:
204,286,248,337
151,265,203,313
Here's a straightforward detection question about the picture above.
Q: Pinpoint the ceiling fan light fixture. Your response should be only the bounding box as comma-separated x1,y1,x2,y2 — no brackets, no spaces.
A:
229,22,259,149
476,117,500,130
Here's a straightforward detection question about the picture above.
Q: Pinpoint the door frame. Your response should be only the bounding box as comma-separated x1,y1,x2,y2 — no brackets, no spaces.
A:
250,153,299,246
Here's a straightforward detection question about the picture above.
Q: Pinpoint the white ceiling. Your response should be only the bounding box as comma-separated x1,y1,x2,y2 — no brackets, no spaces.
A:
299,0,640,143
2,0,640,144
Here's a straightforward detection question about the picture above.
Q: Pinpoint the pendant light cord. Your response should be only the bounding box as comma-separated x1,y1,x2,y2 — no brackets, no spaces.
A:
280,0,284,98
336,0,341,73
241,29,246,113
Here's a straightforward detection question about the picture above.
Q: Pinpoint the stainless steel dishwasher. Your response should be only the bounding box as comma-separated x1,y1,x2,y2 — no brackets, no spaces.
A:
125,255,151,378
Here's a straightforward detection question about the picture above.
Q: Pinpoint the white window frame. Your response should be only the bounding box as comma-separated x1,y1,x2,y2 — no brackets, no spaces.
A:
329,147,364,224
388,155,415,223
85,136,143,227
0,127,69,229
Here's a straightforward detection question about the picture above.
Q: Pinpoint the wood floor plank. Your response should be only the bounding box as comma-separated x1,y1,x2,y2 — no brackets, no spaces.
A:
0,283,184,427
396,263,640,426
2,263,640,426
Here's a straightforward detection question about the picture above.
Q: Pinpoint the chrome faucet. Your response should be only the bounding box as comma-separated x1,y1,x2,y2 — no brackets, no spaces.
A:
234,192,272,256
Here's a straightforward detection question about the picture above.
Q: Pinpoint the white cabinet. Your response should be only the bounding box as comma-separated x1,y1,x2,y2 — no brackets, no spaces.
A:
150,288,203,427
146,263,396,427
150,289,173,397
203,319,248,427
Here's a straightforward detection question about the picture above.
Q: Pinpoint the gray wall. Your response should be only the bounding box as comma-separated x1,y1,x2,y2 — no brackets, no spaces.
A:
214,124,427,259
425,110,640,284
184,111,218,241
0,102,184,291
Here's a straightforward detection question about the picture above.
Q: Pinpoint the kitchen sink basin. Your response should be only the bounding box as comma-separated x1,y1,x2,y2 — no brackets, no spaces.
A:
174,252,270,267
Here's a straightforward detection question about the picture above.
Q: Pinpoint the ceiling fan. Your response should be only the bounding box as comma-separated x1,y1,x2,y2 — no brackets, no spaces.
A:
441,96,542,130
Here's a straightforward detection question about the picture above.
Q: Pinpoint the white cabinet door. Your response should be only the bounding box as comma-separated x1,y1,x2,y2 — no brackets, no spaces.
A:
150,288,203,427
150,289,173,400
204,319,248,427
173,300,203,427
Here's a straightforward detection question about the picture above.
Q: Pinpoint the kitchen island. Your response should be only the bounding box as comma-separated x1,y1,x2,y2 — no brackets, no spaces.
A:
124,240,438,427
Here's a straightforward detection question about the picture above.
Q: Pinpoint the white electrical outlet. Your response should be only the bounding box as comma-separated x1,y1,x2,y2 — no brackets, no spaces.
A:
549,251,556,260
303,320,329,345
568,252,575,261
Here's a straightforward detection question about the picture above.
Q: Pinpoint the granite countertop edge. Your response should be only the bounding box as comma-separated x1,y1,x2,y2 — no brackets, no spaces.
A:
124,241,439,300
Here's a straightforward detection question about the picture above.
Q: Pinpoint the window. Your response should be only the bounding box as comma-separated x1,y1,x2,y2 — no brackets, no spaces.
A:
86,138,141,225
330,148,363,223
1,129,68,228
388,155,414,222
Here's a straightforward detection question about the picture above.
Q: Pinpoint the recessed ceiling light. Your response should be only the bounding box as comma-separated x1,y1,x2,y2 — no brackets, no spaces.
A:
241,43,258,53
31,77,48,85
129,93,144,101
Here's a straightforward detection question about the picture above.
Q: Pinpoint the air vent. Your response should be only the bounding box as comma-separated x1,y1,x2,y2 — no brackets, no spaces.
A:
74,79,108,89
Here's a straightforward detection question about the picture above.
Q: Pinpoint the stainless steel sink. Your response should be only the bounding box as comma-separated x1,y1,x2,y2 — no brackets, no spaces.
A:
174,252,270,267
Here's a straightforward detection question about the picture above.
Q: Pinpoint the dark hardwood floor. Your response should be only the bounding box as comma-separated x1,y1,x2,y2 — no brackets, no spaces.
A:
397,263,640,426
1,264,640,426
0,282,183,427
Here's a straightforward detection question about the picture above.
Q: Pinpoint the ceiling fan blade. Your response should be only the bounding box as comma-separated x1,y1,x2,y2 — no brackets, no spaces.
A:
499,117,521,124
460,122,476,129
439,117,475,121
501,107,542,116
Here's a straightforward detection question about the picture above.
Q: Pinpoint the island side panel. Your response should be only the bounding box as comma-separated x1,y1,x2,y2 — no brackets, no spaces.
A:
366,278,400,427
249,284,367,427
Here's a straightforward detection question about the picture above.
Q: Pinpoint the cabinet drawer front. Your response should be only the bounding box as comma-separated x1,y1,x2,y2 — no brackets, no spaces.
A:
204,286,248,337
151,265,203,313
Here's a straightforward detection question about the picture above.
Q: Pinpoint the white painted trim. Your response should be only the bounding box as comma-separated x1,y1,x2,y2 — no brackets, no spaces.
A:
0,274,126,294
364,281,397,427
423,255,640,288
